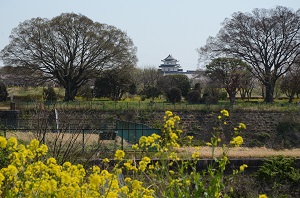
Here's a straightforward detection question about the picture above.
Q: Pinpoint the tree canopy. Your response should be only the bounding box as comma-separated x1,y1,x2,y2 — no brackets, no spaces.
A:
93,67,134,101
205,57,249,104
198,6,300,103
157,74,191,98
0,13,137,101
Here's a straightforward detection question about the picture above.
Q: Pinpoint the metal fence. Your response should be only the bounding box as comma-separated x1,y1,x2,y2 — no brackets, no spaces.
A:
0,119,161,152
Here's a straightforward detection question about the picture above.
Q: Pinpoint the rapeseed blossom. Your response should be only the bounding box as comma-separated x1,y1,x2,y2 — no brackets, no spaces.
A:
114,149,125,160
230,136,244,146
239,164,248,172
0,136,7,149
238,122,246,130
220,109,229,117
0,137,154,197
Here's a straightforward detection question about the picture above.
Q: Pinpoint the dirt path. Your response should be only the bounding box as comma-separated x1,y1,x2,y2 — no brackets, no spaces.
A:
177,146,300,158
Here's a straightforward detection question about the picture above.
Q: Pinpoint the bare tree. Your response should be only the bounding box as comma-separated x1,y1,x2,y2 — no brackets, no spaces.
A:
1,13,137,101
198,6,300,103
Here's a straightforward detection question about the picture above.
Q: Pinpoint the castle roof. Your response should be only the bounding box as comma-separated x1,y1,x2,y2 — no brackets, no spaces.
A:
162,54,177,62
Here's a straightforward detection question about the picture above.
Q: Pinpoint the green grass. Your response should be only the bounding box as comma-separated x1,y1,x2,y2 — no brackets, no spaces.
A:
1,86,299,112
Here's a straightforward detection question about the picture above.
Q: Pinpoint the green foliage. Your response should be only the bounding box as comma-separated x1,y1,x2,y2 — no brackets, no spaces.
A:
219,91,227,100
43,87,57,102
128,83,137,95
141,86,161,99
166,87,182,103
186,90,200,103
157,74,191,97
256,156,300,196
0,82,8,102
94,68,134,101
77,84,93,100
202,87,220,104
0,147,9,169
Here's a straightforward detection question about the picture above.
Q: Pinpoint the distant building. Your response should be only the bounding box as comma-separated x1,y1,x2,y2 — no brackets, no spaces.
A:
158,54,197,79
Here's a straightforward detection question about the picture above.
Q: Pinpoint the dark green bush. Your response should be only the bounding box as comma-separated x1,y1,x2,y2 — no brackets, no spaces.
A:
0,82,8,102
141,86,161,99
219,91,227,100
256,156,300,197
43,87,57,102
166,87,182,103
186,90,200,104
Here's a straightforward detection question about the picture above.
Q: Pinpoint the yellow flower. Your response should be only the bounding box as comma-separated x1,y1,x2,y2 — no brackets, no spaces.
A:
0,136,7,149
165,110,173,117
220,109,229,117
132,144,139,150
230,136,243,146
47,157,57,164
103,158,110,163
7,137,18,150
192,152,200,159
169,152,179,160
114,149,125,160
223,121,227,125
174,116,180,121
187,136,193,140
239,164,248,172
217,115,222,119
259,194,268,198
238,122,247,130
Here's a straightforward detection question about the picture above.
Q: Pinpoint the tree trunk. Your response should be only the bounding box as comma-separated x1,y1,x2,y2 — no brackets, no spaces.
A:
264,83,274,103
64,82,78,101
229,93,236,105
288,92,295,103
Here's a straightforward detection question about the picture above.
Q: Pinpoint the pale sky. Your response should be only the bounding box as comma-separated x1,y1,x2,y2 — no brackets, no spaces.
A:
0,0,299,71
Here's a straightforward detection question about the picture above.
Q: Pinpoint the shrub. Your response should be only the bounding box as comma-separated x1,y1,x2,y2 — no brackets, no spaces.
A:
141,86,161,99
128,83,137,95
219,91,227,100
43,86,57,102
166,87,182,103
186,90,200,103
0,82,8,102
256,156,300,196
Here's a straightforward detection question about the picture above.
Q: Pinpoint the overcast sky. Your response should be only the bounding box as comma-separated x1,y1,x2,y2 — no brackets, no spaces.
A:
0,0,299,71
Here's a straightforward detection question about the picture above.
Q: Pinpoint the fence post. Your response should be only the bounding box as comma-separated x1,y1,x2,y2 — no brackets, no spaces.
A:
82,129,85,153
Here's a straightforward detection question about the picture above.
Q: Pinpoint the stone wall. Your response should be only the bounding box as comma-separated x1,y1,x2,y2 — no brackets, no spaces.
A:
166,110,300,148
19,109,300,148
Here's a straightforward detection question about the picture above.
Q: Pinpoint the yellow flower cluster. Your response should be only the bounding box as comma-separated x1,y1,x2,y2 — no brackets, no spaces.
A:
114,149,125,160
238,122,246,130
220,109,229,117
133,133,161,152
230,136,244,147
0,137,154,197
239,164,248,172
162,110,183,149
